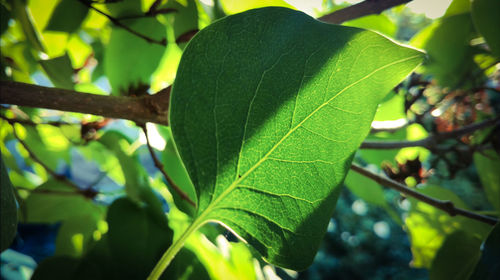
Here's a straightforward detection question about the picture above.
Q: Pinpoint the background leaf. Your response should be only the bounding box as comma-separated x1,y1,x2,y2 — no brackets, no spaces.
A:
1,158,18,252
471,0,500,58
171,7,423,270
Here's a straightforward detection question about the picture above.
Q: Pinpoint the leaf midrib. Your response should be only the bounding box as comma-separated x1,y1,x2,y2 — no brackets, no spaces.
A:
197,54,422,222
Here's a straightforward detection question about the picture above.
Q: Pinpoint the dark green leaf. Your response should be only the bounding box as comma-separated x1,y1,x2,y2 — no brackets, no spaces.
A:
31,256,80,280
106,197,172,279
0,158,18,252
171,7,423,270
469,222,500,279
472,0,500,58
45,0,89,33
429,230,482,280
474,150,500,215
39,53,75,90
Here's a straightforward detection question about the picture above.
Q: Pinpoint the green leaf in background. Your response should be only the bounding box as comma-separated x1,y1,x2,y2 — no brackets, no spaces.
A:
474,150,500,215
106,197,172,279
45,0,89,33
344,169,401,224
1,158,18,252
24,179,105,256
104,17,166,94
343,14,397,37
411,13,475,88
469,221,500,279
39,53,75,90
429,230,482,280
471,0,500,58
405,185,490,268
32,256,80,280
170,7,423,270
158,127,197,217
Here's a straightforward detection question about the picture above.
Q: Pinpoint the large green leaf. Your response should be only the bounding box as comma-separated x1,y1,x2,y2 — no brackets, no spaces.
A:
170,7,423,270
472,0,500,58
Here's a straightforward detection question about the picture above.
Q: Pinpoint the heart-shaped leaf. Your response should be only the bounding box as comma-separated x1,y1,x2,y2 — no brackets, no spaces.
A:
170,7,423,270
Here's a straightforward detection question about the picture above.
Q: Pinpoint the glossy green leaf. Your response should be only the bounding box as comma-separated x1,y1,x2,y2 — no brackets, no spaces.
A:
1,159,18,252
170,7,423,270
469,222,500,279
472,0,500,58
45,0,88,33
429,230,481,280
405,185,490,268
39,53,75,90
474,150,500,215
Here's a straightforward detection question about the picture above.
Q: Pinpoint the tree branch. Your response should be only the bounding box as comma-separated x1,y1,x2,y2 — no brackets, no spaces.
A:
361,117,500,149
141,125,196,207
318,0,413,24
350,163,498,226
0,81,170,125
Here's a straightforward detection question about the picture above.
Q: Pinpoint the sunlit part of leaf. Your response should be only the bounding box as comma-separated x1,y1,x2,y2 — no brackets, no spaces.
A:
405,185,490,268
471,0,500,58
219,0,294,14
0,159,18,252
343,14,397,37
474,150,500,215
429,230,481,280
171,7,423,270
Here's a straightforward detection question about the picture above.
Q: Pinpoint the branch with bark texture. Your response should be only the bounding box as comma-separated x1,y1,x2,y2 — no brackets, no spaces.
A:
350,164,498,226
361,117,500,149
0,81,170,125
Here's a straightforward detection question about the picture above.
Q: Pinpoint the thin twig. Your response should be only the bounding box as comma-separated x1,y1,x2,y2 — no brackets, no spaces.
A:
141,125,196,207
361,117,500,149
80,0,166,46
0,115,78,127
10,124,80,191
319,0,413,24
350,163,498,226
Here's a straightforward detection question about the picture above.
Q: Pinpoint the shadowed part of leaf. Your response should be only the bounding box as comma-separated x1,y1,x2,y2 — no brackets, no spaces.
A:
171,7,423,270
